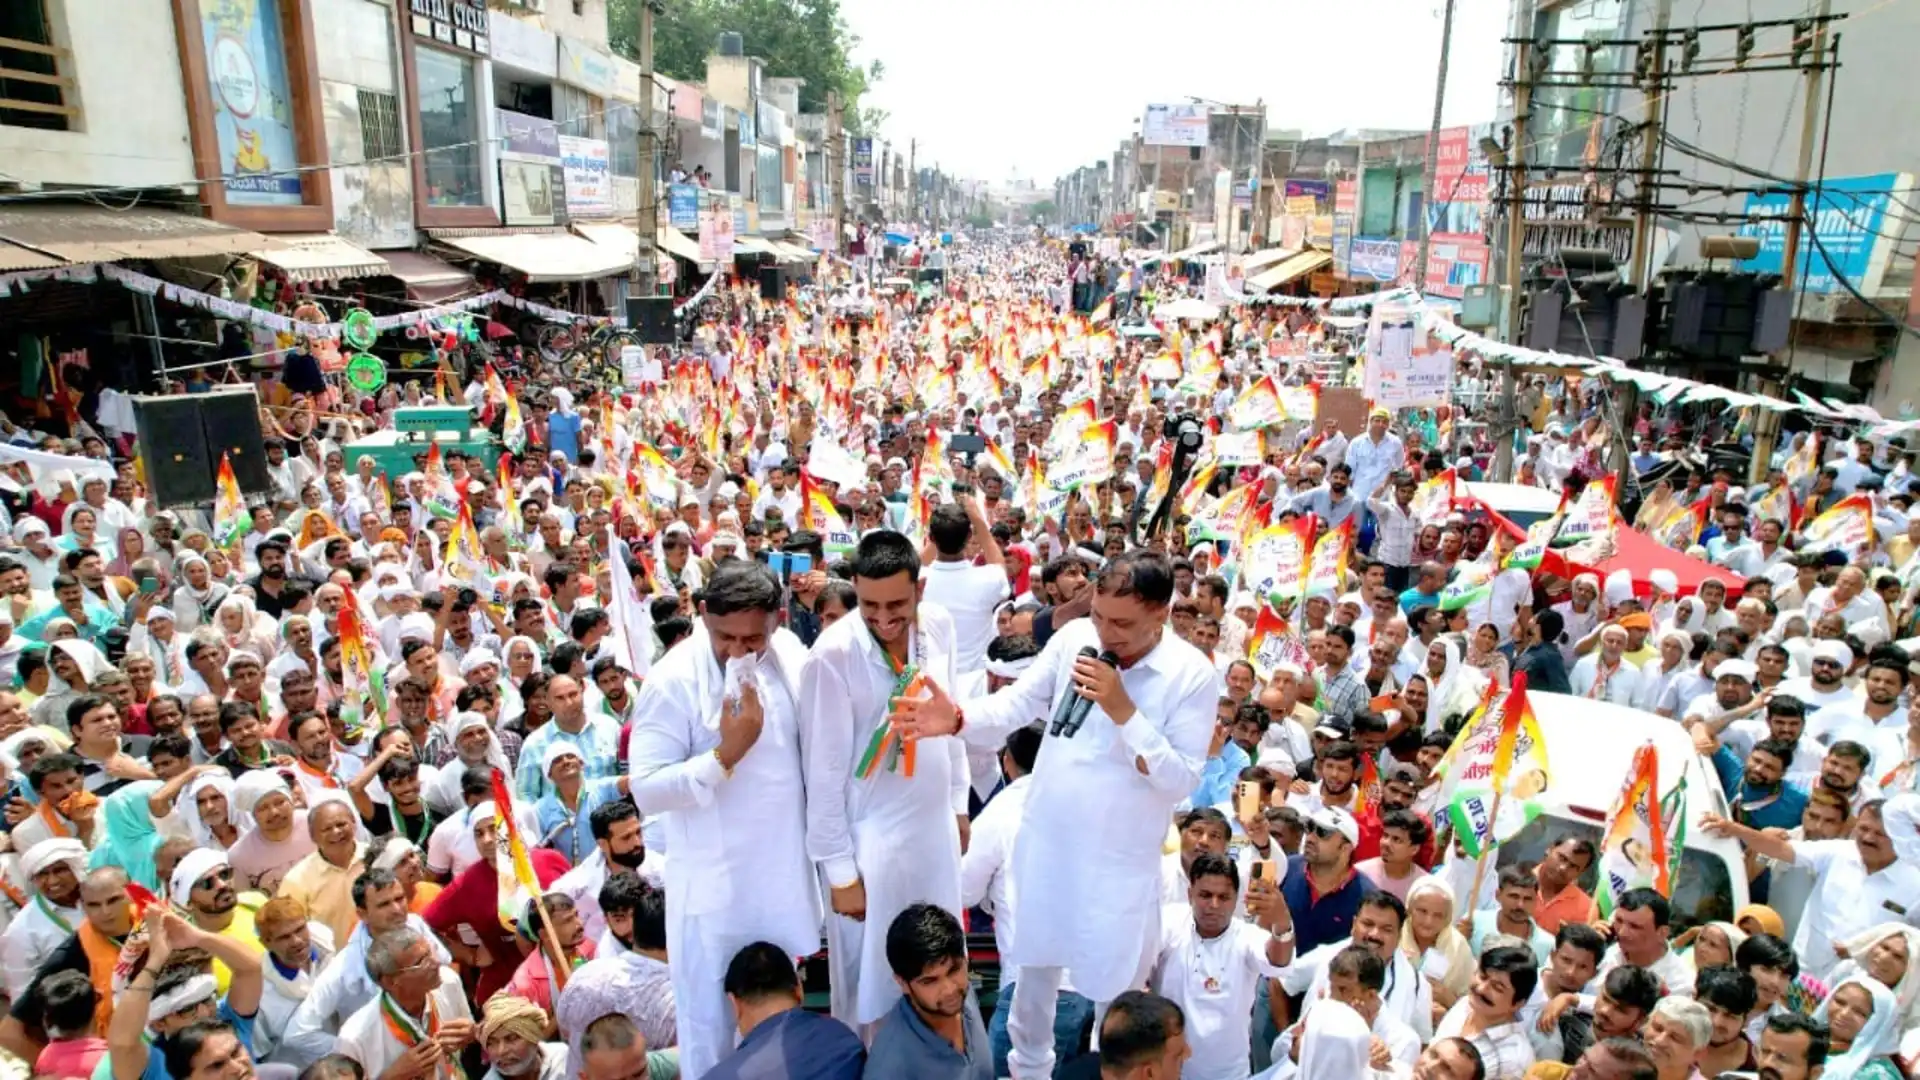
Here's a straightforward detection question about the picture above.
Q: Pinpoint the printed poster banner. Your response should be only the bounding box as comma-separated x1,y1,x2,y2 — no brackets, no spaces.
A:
1422,125,1494,299
667,183,700,231
1350,238,1402,282
1142,103,1210,148
558,136,612,217
202,0,303,205
697,204,734,264
1332,180,1357,279
1737,172,1907,294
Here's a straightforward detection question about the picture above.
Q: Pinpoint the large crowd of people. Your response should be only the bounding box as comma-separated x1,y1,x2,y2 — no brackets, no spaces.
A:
0,234,1914,1080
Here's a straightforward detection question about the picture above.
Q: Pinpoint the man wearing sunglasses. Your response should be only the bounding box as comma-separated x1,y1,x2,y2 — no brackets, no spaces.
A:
1279,806,1371,957
171,850,267,995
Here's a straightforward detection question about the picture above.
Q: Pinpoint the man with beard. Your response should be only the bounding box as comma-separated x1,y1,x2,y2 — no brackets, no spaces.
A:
503,892,593,1014
1531,837,1598,935
550,800,661,949
1290,462,1362,529
1715,695,1824,787
0,838,86,1000
1704,798,1920,981
1705,737,1808,831
1682,660,1762,733
801,530,967,1034
1288,738,1361,815
863,903,994,1079
1775,640,1857,711
250,539,295,619
627,559,817,1080
555,882,678,1073
280,868,451,1067
1812,741,1879,814
1808,658,1906,755
478,993,569,1080
169,849,266,992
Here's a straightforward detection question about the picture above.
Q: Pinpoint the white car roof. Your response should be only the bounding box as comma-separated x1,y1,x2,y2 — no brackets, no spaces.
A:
1461,481,1563,517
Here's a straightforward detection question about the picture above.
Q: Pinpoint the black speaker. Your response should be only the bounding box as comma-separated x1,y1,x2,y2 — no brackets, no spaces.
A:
1668,281,1708,348
1753,289,1792,353
756,265,785,301
1612,294,1648,360
1524,289,1563,352
132,397,216,508
626,296,675,345
197,390,269,494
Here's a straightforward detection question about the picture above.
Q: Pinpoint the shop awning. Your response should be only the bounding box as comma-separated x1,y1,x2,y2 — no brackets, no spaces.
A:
731,236,775,257
0,203,277,262
439,233,630,283
378,250,474,302
1248,250,1332,292
657,226,705,265
572,222,641,262
768,241,815,263
248,233,389,283
0,240,64,271
1159,240,1222,263
1241,246,1299,273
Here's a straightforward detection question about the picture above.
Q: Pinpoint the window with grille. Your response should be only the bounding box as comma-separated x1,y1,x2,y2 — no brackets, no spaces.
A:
0,1,73,131
557,85,603,141
358,89,402,163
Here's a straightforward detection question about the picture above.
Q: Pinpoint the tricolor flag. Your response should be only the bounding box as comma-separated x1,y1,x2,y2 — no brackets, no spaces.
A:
1550,475,1619,548
1409,468,1456,526
335,585,384,735
1782,431,1820,488
1300,518,1352,599
1227,375,1287,431
1436,673,1551,858
1594,742,1670,918
1799,492,1877,558
213,453,251,549
1651,499,1712,550
488,768,546,932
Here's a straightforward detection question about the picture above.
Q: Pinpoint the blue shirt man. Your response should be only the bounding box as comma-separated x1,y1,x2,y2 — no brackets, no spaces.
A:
1191,737,1252,811
706,943,865,1080
1712,741,1809,833
547,407,584,463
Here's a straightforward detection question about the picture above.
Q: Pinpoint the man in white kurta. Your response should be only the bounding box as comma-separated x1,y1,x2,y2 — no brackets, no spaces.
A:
800,533,969,1030
893,550,1216,1080
628,562,821,1080
0,838,86,1000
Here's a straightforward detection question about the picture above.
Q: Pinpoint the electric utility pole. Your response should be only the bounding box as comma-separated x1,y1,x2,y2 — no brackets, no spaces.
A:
631,0,662,297
1413,0,1458,288
827,89,846,256
1494,0,1534,483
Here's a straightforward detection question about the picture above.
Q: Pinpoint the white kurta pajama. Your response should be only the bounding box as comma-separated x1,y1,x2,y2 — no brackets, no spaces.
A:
951,618,1216,1079
800,604,969,1026
628,624,821,1080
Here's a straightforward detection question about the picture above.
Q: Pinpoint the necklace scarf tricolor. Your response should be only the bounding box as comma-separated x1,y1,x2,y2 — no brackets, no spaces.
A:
379,992,467,1080
855,626,924,780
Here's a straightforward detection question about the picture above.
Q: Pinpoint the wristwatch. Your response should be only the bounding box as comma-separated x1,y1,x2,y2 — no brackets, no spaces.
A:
1272,925,1295,943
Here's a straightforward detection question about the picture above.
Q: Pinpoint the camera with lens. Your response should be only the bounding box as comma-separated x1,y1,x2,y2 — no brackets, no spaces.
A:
455,587,478,610
1163,413,1205,455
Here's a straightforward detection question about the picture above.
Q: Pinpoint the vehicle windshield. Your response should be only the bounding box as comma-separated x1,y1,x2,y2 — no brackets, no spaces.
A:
1493,814,1736,932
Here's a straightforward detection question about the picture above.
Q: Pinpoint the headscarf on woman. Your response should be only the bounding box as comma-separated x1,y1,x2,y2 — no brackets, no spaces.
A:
1634,478,1680,531
1297,999,1376,1080
171,554,230,633
1814,976,1903,1080
1830,924,1920,1064
1401,876,1476,1003
215,593,276,658
88,780,164,891
1423,637,1487,735
30,640,114,729
105,527,145,578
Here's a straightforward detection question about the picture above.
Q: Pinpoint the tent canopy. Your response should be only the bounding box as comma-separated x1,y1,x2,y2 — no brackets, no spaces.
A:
1569,525,1745,599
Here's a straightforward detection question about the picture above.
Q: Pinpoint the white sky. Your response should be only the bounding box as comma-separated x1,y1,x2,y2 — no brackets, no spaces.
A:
837,0,1511,185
